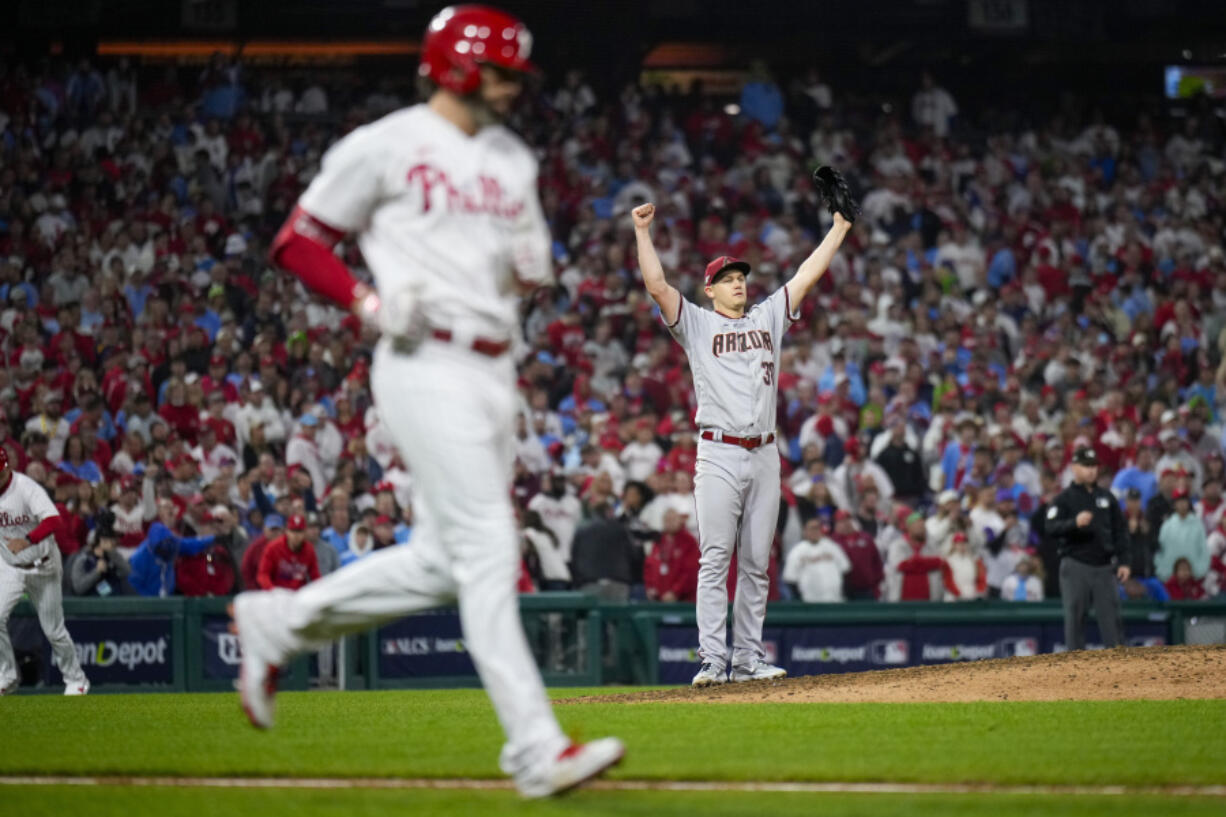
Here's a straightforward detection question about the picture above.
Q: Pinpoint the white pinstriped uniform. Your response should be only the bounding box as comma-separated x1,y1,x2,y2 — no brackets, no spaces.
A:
0,472,88,690
236,104,571,780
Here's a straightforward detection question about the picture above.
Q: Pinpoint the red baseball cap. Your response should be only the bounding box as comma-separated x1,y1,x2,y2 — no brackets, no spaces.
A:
703,256,751,287
834,509,852,521
286,514,307,531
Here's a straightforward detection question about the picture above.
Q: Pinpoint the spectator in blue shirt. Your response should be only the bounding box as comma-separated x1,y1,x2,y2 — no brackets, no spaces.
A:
740,62,783,131
1111,438,1160,509
320,500,352,559
818,351,866,407
128,501,218,597
57,435,103,485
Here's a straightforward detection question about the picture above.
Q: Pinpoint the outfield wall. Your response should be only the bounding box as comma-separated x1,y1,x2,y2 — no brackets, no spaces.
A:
7,596,1226,692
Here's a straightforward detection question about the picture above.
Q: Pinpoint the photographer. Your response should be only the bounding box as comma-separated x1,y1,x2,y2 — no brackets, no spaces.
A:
65,511,133,597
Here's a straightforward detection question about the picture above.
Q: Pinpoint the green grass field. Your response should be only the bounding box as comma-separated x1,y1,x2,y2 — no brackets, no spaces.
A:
3,688,1225,815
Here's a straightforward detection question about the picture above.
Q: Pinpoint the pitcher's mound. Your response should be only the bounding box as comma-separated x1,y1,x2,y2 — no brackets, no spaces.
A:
577,645,1226,704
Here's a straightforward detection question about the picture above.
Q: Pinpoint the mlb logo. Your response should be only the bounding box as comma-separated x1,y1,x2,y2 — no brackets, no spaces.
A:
870,639,910,665
998,637,1039,657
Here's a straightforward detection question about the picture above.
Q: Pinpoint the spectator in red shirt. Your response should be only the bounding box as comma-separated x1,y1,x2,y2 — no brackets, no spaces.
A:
1164,557,1206,601
831,509,884,600
158,377,201,443
240,514,285,591
175,512,237,597
257,513,321,591
644,508,700,602
896,514,944,601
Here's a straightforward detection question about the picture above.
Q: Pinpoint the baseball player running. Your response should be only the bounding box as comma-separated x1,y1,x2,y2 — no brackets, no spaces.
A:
231,4,622,797
0,447,90,695
633,170,854,687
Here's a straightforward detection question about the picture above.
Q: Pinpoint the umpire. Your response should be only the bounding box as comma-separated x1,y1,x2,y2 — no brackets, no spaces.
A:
1045,447,1131,649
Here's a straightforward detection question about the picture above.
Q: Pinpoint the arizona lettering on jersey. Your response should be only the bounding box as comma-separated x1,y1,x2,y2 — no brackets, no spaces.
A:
665,287,800,436
712,330,773,357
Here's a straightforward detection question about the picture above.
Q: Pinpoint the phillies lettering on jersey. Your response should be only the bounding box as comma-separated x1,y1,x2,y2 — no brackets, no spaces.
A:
0,472,61,571
665,287,799,436
0,511,33,529
297,104,551,339
405,164,526,220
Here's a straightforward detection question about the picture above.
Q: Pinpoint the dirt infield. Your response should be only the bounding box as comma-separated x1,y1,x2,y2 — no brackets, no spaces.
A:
570,646,1226,704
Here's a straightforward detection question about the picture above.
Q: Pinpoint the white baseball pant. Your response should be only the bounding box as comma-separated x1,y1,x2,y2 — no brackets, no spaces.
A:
248,339,568,779
693,438,781,670
0,551,88,689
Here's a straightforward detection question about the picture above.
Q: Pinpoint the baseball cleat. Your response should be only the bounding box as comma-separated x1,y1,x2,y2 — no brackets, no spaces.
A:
730,660,787,683
232,594,282,729
691,662,727,688
519,737,626,798
1,680,19,695
63,679,90,696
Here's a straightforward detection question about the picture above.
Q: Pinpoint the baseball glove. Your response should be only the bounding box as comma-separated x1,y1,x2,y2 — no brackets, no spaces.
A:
812,165,860,223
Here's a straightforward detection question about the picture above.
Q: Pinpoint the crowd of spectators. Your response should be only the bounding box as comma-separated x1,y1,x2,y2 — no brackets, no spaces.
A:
1,53,1224,608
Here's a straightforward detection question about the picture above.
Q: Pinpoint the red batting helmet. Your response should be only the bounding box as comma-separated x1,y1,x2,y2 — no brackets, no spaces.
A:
419,5,538,95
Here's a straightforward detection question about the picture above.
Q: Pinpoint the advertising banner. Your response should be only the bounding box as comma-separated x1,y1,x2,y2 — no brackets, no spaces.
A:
913,624,1044,665
377,610,475,678
1043,620,1168,653
202,615,242,680
51,617,174,686
785,625,913,674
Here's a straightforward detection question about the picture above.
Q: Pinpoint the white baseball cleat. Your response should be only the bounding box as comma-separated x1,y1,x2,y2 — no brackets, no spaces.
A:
63,679,90,696
730,660,787,683
518,738,626,798
231,594,282,730
691,662,727,688
1,680,19,695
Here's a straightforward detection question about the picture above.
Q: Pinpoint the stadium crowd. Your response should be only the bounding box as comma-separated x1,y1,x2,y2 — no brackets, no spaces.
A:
1,54,1225,607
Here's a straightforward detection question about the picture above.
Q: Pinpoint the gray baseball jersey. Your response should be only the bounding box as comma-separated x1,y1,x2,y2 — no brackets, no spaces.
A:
664,287,798,672
665,287,799,436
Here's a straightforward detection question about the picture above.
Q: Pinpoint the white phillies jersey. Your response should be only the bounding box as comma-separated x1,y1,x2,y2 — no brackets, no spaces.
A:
666,287,799,436
298,104,552,340
0,472,60,570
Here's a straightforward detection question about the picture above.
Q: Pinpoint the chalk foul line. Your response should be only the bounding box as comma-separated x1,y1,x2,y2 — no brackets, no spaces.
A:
0,776,1223,797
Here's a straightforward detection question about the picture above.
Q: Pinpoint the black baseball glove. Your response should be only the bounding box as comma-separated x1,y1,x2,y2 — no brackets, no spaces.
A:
812,165,860,223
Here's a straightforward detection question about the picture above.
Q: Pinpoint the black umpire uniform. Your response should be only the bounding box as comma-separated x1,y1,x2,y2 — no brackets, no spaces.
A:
1044,447,1131,650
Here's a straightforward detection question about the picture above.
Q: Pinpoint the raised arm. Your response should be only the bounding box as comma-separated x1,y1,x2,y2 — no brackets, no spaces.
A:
784,213,852,307
632,204,682,326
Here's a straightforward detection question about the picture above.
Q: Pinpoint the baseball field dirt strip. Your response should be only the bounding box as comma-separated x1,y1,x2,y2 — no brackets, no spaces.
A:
567,644,1226,703
3,646,1225,816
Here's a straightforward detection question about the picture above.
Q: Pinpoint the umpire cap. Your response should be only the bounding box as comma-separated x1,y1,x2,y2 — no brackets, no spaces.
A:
1072,447,1099,467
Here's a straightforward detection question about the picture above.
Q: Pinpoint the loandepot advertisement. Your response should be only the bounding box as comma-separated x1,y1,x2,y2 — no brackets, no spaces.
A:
54,618,174,685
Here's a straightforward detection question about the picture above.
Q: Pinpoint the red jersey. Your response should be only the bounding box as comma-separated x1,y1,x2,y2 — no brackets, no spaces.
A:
644,529,700,602
257,535,320,590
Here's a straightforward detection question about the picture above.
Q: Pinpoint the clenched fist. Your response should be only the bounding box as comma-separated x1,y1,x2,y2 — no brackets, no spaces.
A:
632,203,655,229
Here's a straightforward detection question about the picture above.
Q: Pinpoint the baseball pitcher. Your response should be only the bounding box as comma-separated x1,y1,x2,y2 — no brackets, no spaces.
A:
0,447,90,695
231,4,622,798
633,168,855,686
